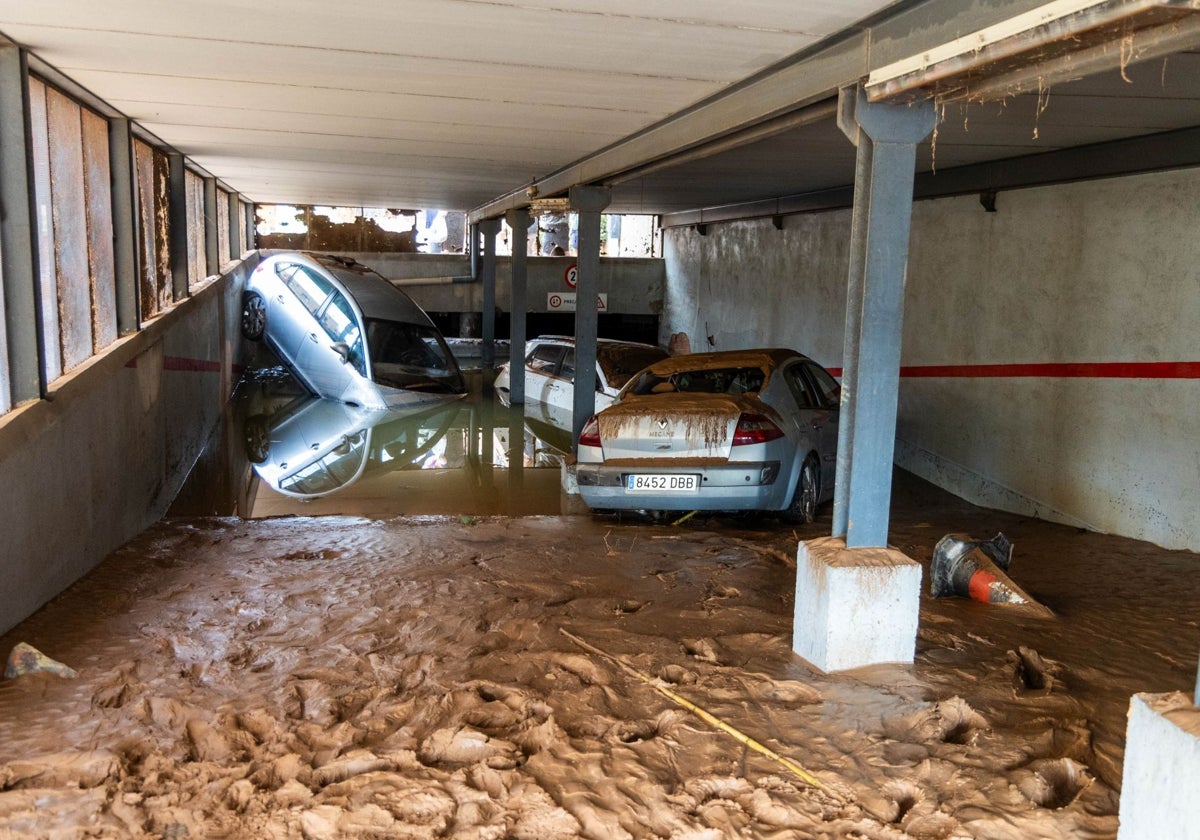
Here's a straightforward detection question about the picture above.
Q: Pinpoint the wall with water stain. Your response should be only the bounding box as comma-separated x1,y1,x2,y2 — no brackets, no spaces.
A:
661,167,1200,551
0,255,259,636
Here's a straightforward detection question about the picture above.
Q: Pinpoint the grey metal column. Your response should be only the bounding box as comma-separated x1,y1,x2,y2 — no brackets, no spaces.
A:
227,192,241,261
478,218,500,371
569,186,611,449
108,117,140,336
203,176,219,277
245,201,255,251
469,222,479,279
168,152,189,300
0,39,44,406
832,87,872,538
505,207,530,404
837,86,936,548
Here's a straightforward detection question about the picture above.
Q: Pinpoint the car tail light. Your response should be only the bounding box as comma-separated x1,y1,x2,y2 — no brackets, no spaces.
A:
732,413,784,446
578,415,602,448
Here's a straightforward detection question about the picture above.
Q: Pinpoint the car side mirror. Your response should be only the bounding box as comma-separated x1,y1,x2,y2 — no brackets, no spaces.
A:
331,342,350,363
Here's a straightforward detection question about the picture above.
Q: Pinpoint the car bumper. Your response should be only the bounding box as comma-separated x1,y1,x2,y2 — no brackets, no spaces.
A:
576,461,788,511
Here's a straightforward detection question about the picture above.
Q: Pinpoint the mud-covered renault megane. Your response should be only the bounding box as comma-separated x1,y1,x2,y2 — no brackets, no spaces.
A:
241,252,465,408
575,349,839,522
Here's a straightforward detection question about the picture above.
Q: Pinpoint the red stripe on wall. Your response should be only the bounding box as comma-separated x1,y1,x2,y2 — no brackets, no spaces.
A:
126,356,242,374
824,362,1200,379
900,361,1200,379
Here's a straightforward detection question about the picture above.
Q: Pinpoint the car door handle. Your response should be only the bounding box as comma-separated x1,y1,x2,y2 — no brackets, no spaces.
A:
275,294,286,303
811,422,823,431
308,332,319,343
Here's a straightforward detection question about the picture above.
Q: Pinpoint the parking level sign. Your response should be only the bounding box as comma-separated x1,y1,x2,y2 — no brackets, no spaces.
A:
547,292,607,312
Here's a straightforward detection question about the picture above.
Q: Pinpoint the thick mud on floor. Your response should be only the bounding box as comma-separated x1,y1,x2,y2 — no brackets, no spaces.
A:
1,472,1197,838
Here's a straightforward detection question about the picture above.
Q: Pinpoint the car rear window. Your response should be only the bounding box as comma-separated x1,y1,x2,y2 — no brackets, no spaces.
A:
596,344,669,388
628,365,767,396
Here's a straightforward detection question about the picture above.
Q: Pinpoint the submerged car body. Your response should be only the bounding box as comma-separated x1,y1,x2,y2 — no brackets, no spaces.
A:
494,336,668,415
242,252,466,409
575,348,840,522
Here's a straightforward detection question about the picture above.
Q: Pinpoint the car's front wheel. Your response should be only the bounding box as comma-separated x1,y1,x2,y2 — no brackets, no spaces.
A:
243,414,270,464
781,455,819,524
241,292,266,340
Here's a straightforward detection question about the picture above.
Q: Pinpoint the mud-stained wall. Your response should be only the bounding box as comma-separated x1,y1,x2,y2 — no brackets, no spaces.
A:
337,252,665,317
661,167,1200,551
0,255,259,635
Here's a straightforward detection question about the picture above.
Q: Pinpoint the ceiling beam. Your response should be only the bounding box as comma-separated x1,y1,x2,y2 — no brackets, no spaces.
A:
660,124,1200,228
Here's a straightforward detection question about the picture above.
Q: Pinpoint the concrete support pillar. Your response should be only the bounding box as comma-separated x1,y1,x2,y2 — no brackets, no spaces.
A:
203,176,219,277
108,117,140,336
568,185,611,449
833,86,936,548
478,218,501,371
1118,692,1200,838
0,38,44,407
167,152,189,301
505,207,531,404
227,192,241,261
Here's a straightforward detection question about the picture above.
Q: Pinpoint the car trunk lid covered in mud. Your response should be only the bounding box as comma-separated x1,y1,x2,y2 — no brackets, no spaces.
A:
596,395,747,459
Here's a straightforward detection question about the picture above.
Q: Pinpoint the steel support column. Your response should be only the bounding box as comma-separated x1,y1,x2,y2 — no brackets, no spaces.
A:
0,39,43,407
569,186,611,449
108,117,140,336
505,208,530,405
835,86,936,548
203,176,219,277
167,153,188,300
478,218,500,371
227,192,241,261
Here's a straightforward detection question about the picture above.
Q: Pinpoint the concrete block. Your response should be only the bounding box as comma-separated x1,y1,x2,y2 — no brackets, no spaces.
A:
1118,691,1200,840
793,537,922,671
560,462,579,495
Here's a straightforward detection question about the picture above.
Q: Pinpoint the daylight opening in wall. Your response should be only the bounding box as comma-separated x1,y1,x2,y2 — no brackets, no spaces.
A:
497,213,659,258
255,206,469,254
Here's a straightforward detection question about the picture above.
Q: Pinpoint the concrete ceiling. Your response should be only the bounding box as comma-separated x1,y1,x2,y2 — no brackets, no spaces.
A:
2,1,1200,217
0,0,895,209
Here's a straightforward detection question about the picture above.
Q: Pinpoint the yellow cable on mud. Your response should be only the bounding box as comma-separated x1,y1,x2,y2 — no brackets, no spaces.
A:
559,628,845,801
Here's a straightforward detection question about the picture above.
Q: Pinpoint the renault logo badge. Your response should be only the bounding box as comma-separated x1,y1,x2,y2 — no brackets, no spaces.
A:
657,418,669,429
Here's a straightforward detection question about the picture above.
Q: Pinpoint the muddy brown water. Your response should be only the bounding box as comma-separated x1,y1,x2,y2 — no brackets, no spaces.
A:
1,364,1197,838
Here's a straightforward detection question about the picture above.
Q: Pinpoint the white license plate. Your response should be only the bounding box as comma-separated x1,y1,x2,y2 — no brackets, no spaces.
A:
626,474,699,493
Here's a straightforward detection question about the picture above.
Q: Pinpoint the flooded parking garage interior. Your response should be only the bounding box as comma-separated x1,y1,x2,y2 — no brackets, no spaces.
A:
1,1,1199,837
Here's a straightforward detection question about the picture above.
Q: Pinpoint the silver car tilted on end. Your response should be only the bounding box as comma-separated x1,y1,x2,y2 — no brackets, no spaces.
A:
575,348,839,522
241,252,466,409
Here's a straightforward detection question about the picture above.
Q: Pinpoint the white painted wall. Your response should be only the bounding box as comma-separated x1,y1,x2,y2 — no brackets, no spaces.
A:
661,168,1200,551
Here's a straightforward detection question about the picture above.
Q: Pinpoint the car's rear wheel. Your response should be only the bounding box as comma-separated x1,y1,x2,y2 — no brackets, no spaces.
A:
241,292,266,340
782,455,819,524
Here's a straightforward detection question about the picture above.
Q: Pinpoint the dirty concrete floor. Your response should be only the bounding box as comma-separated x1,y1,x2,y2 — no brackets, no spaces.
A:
1,471,1196,838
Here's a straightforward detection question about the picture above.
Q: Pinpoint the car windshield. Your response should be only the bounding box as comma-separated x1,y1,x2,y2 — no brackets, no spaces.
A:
596,344,669,388
366,319,465,394
628,365,767,396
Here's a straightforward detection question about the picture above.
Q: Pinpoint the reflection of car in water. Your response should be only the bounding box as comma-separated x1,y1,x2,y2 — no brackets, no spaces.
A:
576,349,840,523
244,392,459,499
241,251,466,409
